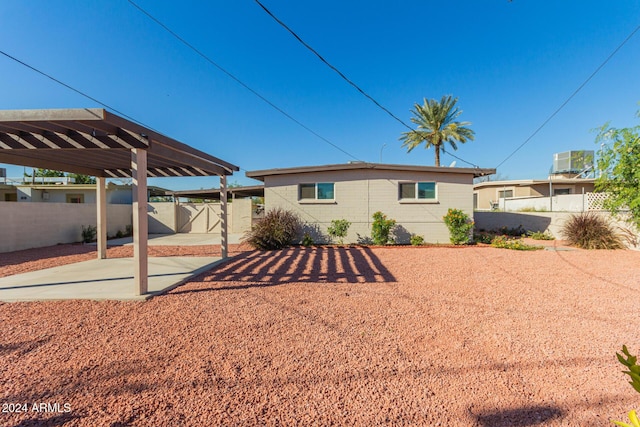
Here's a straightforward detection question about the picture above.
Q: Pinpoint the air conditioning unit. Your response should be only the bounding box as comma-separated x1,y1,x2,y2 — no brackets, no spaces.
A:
552,150,594,174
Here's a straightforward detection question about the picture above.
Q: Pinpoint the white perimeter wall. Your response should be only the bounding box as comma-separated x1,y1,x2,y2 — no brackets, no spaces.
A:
0,200,254,253
0,202,132,252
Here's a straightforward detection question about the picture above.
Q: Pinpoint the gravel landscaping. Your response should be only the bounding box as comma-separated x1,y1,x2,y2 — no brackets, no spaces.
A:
1,244,640,426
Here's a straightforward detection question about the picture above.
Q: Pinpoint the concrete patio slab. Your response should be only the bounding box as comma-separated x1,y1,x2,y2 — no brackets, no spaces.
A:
0,256,224,302
102,233,245,247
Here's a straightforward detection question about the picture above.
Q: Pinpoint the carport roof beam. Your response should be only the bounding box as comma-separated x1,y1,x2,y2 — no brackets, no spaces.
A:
0,108,239,178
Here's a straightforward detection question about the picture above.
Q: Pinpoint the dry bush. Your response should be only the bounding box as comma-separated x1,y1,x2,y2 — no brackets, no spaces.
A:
244,208,302,250
562,212,624,249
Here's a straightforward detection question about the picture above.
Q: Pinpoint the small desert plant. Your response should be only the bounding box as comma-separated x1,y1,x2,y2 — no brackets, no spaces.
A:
244,208,302,250
496,224,526,237
115,230,124,239
617,345,640,394
327,219,351,244
125,224,133,236
443,208,473,245
490,236,543,251
562,212,624,249
410,234,425,246
473,232,494,244
301,233,314,247
527,230,555,240
81,225,97,243
612,345,640,426
371,211,396,245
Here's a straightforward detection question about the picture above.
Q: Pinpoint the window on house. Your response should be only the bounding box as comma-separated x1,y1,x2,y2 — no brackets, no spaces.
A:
399,182,436,200
66,194,84,204
553,188,571,195
299,183,334,200
498,189,513,198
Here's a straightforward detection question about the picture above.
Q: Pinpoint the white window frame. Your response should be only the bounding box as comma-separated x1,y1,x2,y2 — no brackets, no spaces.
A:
398,181,438,204
298,182,336,204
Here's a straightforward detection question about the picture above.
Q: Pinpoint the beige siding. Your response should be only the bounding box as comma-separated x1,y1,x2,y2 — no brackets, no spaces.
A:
264,169,474,244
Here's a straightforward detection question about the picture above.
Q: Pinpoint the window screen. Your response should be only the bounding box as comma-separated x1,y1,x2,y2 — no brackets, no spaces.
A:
399,183,415,199
299,183,316,199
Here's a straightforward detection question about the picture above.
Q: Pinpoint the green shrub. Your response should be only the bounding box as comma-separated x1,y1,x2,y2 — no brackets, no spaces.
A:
473,232,493,244
115,230,124,239
527,230,555,240
301,233,314,247
81,225,97,243
443,208,473,245
371,211,396,245
327,219,351,244
561,212,623,249
490,236,543,251
244,208,302,250
410,234,425,246
617,345,640,394
613,345,640,426
496,225,526,237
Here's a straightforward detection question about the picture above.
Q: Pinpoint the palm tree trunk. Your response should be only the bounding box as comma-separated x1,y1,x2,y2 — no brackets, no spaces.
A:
434,145,441,167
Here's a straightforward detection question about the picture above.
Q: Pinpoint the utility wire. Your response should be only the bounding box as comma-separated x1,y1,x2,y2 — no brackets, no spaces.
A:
253,0,480,168
254,0,412,131
127,0,361,162
494,23,640,169
0,49,150,129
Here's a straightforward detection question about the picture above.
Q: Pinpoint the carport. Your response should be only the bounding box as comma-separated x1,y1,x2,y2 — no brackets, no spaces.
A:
0,108,239,296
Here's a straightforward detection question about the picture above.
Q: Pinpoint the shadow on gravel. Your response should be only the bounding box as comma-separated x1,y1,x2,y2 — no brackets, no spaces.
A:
175,246,396,293
0,335,52,356
10,413,82,427
474,405,564,426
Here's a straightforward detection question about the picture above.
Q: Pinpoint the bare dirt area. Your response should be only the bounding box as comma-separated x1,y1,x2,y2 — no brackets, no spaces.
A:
1,245,640,426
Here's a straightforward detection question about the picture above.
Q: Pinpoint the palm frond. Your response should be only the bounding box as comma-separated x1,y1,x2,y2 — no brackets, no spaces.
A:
399,95,475,166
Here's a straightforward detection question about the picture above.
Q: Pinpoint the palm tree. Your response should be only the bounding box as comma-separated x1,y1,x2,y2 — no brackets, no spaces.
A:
399,95,475,166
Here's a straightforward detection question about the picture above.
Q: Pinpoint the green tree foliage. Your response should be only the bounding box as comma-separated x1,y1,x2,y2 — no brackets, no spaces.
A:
24,168,64,178
24,168,95,184
400,95,475,166
70,173,96,184
595,111,640,228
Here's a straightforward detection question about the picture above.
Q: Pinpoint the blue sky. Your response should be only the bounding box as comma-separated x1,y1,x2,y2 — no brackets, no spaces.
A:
1,0,639,190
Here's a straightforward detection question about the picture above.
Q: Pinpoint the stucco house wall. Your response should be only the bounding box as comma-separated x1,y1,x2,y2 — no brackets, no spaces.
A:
474,179,595,211
259,166,486,244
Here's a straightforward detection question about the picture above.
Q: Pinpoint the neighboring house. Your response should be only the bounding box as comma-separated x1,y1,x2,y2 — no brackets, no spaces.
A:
5,183,169,204
473,178,596,211
246,163,495,244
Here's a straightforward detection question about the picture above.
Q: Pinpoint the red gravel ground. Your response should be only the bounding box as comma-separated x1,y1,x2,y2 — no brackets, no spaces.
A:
1,245,640,426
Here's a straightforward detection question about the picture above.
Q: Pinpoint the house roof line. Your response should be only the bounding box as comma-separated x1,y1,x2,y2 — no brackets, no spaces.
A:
473,177,596,189
246,162,496,181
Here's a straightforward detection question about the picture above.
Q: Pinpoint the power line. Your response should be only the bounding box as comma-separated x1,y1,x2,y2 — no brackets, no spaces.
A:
127,0,361,162
0,50,151,129
494,23,640,170
253,0,480,168
254,0,412,131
